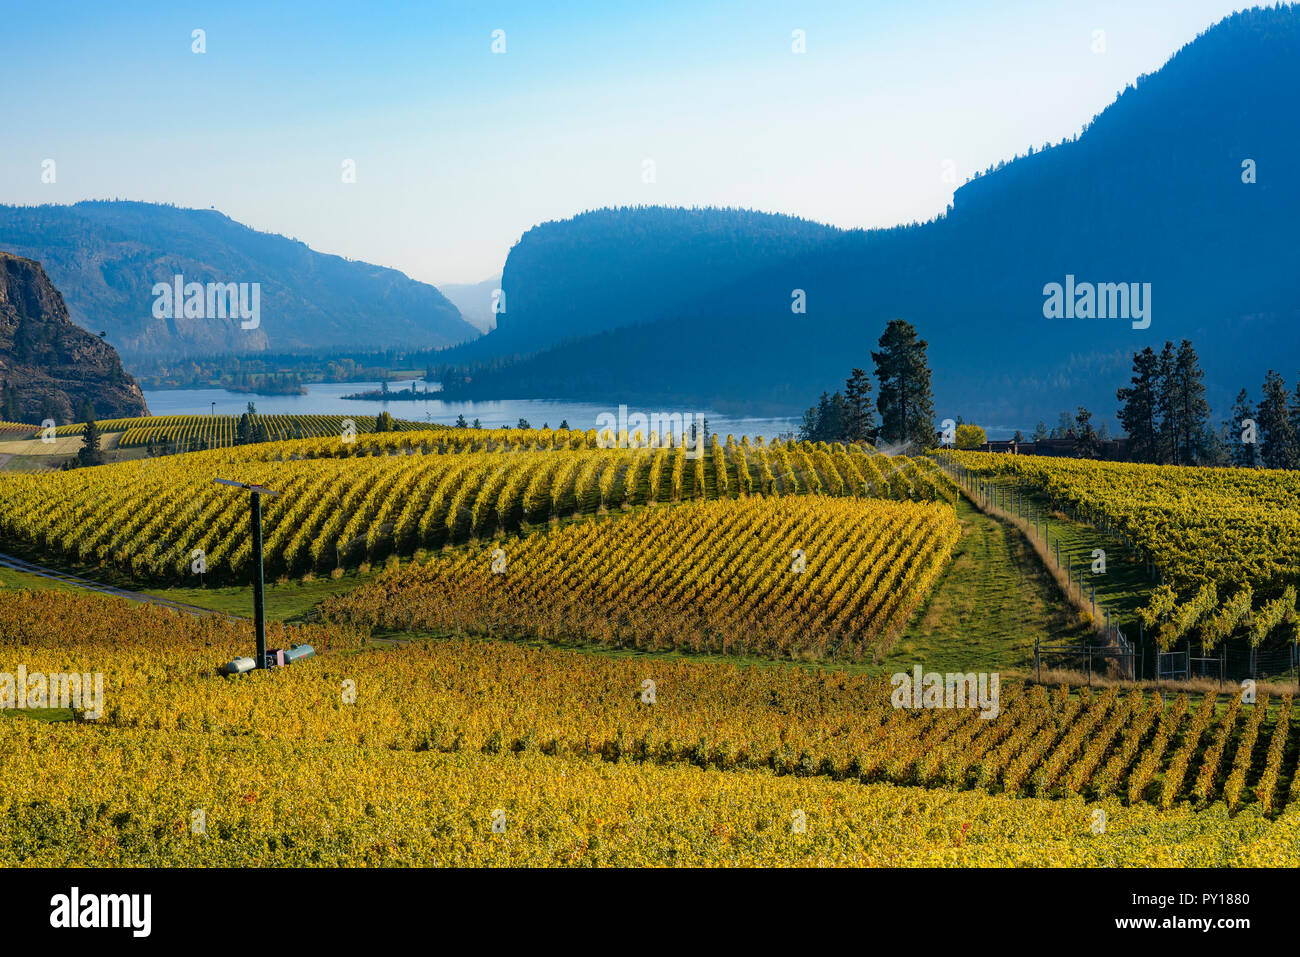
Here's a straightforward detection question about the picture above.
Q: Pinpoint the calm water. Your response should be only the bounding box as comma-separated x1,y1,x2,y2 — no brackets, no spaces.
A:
142,383,801,441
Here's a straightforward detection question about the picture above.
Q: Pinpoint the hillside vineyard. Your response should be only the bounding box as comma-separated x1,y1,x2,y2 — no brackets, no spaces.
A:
0,433,955,581
321,497,961,661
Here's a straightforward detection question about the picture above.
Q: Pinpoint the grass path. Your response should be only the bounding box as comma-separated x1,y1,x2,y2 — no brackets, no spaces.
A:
882,497,1091,674
971,475,1154,634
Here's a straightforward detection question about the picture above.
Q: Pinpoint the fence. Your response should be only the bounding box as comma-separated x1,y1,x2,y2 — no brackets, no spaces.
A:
938,454,1131,643
1036,639,1135,683
937,453,1300,689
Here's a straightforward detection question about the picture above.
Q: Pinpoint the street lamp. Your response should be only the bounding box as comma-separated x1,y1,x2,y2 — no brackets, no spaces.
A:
214,478,280,668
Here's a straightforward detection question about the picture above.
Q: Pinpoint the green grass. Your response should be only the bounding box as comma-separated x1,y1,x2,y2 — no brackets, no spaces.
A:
975,476,1156,635
154,571,381,621
0,566,85,594
882,497,1091,674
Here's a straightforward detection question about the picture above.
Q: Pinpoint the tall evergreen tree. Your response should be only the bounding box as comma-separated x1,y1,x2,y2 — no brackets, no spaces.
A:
871,320,935,450
1258,370,1299,469
1032,421,1048,442
1116,346,1161,463
1073,407,1099,459
843,368,875,443
1168,340,1210,465
1227,389,1259,467
77,418,104,468
1155,341,1178,464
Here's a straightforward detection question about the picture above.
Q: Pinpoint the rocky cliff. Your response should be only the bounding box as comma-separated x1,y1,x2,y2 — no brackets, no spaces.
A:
0,251,149,423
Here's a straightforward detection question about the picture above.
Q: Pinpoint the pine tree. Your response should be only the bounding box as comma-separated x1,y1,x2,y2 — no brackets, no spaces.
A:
1169,340,1210,465
77,418,104,468
1227,389,1259,467
843,368,875,443
1032,421,1048,442
39,394,59,425
871,320,935,450
1258,370,1299,469
1116,346,1161,463
1155,342,1178,464
1074,407,1099,459
797,402,821,442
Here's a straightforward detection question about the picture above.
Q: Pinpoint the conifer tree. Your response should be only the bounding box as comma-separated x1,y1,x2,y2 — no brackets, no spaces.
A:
871,320,935,450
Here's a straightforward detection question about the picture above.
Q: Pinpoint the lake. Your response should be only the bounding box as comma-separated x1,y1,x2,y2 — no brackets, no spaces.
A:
142,382,802,441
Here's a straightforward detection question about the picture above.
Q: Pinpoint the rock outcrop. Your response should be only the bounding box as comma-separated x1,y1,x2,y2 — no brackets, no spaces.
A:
0,251,149,423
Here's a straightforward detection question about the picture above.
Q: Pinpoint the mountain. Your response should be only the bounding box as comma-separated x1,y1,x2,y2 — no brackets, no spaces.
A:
437,277,502,334
442,6,1300,427
0,201,480,362
0,252,149,422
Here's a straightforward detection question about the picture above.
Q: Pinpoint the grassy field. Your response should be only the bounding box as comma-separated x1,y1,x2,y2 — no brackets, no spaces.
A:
883,497,1091,673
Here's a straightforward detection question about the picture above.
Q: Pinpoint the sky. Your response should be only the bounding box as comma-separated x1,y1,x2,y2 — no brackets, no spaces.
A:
0,0,1261,285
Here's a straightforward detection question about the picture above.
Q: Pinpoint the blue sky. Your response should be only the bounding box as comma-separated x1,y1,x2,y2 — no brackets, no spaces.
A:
0,0,1259,284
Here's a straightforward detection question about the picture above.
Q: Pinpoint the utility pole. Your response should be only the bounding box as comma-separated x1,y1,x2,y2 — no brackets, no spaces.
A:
214,478,280,668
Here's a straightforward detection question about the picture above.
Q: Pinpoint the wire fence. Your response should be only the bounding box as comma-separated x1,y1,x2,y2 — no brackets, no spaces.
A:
937,453,1300,690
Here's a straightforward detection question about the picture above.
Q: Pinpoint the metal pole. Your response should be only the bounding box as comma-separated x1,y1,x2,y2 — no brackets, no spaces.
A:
251,490,267,668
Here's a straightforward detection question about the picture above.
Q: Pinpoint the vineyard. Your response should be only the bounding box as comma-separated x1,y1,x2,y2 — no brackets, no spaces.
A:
46,414,434,446
0,422,34,438
0,438,956,582
321,497,961,661
943,451,1300,652
0,591,1295,866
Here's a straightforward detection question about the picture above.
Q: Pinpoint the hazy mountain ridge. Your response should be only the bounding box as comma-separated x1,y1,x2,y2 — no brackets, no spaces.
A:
0,200,480,361
448,6,1300,426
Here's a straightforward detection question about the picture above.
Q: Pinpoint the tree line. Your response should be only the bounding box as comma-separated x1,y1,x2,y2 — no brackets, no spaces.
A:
1115,339,1300,468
